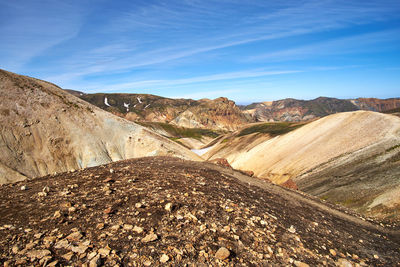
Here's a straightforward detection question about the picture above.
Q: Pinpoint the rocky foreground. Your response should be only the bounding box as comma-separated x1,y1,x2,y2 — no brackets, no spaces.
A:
0,157,399,266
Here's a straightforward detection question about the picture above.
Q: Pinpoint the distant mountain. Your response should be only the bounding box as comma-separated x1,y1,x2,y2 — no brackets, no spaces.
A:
241,97,400,122
0,69,201,184
72,92,254,131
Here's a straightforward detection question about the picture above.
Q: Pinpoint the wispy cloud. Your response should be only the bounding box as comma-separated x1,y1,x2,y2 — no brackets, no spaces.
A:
246,29,400,62
33,0,400,83
1,0,399,100
79,69,301,93
0,1,89,71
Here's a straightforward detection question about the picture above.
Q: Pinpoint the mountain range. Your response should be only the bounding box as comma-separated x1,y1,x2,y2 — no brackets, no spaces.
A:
68,90,400,133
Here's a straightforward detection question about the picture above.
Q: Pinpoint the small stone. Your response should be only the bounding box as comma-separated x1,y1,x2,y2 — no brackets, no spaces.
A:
165,203,173,211
66,231,83,241
141,233,158,243
53,210,62,218
25,242,36,250
336,258,353,267
135,203,143,208
111,224,121,230
109,169,114,173
374,254,379,259
62,251,74,261
96,223,105,230
176,214,184,220
12,245,19,254
26,249,51,259
54,239,70,249
34,233,43,239
288,225,296,233
20,185,27,190
68,207,77,212
215,247,230,260
104,177,114,183
47,261,58,267
160,254,170,263
330,249,337,257
123,224,133,230
98,248,111,256
143,260,152,266
294,260,310,267
104,207,114,214
89,255,101,267
133,226,144,234
71,240,90,254
352,254,359,260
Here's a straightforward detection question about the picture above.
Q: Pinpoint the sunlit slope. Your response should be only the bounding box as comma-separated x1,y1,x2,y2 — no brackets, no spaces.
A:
0,69,201,184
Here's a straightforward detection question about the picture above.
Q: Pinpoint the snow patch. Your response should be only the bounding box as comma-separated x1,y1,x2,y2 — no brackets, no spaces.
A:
191,146,212,156
124,102,130,112
137,97,142,104
144,104,150,109
104,97,111,107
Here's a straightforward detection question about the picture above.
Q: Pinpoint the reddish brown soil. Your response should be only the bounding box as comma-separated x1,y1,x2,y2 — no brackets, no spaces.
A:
0,157,399,266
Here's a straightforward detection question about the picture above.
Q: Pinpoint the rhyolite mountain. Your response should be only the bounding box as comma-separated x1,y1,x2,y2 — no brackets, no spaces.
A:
204,111,400,221
241,97,400,122
0,70,201,184
70,90,400,125
69,91,252,131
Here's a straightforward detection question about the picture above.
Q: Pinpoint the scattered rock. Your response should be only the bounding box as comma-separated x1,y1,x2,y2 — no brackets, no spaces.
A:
294,260,310,267
330,249,337,257
98,248,111,257
336,258,353,267
215,247,230,260
123,224,133,230
89,255,101,267
20,185,27,191
160,254,170,263
141,233,158,243
165,202,173,211
281,179,298,190
288,225,296,233
66,231,83,241
26,249,51,259
143,260,152,266
210,158,232,169
53,210,62,218
133,226,144,234
103,207,114,214
62,251,74,261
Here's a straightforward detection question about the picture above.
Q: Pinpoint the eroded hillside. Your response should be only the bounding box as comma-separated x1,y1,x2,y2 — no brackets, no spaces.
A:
205,111,400,221
72,92,253,131
0,157,399,266
0,70,201,184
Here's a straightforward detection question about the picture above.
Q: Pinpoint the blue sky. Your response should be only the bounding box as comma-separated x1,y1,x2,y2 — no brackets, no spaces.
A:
1,0,399,104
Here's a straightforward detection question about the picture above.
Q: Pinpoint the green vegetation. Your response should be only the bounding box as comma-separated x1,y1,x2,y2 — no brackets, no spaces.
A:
137,122,221,140
384,107,400,114
237,122,306,137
